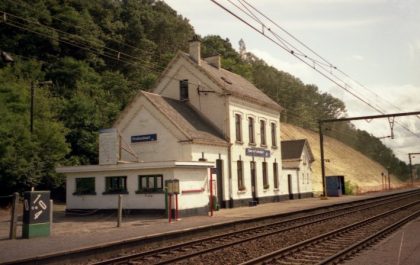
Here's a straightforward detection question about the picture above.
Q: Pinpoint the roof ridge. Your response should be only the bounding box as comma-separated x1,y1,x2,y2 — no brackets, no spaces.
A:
141,91,192,140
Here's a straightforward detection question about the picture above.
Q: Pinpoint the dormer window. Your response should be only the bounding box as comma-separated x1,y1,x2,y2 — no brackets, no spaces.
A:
180,79,189,101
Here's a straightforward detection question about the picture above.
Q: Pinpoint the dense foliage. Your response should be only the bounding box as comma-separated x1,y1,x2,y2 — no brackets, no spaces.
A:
0,0,408,197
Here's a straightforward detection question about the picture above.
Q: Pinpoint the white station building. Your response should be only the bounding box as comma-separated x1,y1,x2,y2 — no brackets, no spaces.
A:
281,139,315,199
57,38,313,216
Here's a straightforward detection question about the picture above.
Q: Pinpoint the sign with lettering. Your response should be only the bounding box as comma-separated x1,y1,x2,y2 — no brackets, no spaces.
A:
131,134,157,143
23,191,50,224
246,148,271,158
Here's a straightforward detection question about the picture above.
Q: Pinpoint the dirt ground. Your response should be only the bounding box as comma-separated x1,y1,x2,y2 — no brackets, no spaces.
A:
0,202,167,240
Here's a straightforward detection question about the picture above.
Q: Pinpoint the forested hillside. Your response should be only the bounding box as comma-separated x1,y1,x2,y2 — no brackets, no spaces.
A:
0,0,408,197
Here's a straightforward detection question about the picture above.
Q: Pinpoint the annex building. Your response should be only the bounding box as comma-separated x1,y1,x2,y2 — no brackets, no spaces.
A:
57,38,313,216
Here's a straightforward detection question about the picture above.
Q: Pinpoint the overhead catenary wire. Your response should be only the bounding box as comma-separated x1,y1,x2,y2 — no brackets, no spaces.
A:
210,0,420,138
239,0,405,113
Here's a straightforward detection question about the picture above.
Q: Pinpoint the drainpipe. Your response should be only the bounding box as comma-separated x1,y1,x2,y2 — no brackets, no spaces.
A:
225,95,233,208
296,169,301,199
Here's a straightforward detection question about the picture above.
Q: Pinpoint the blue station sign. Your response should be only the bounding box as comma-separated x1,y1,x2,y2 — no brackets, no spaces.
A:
246,148,270,158
131,134,157,143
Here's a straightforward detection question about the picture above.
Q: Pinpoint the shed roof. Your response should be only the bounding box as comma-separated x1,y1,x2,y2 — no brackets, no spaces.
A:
142,91,228,147
281,139,314,161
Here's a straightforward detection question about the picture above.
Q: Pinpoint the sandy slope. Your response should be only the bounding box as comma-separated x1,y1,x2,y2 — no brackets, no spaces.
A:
281,123,402,194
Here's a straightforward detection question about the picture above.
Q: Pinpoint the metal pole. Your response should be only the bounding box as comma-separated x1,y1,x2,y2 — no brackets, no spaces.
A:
164,188,168,217
388,170,391,190
9,192,19,239
175,193,179,221
168,194,172,223
381,172,384,190
117,195,122,227
210,171,213,216
409,153,413,186
319,121,326,197
49,199,53,234
30,81,34,133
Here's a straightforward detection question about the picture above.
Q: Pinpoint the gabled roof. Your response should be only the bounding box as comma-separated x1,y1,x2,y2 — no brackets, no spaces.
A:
142,91,228,147
281,139,315,162
179,53,283,111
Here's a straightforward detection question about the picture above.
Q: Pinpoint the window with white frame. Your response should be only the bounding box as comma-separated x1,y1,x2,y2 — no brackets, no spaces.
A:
260,120,266,146
104,176,127,194
271,122,277,147
237,160,245,190
273,162,279,189
235,114,242,142
262,161,269,189
248,117,255,144
137,175,163,193
74,177,96,195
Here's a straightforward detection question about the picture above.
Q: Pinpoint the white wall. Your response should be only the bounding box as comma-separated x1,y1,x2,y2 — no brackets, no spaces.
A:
298,147,313,193
154,57,227,136
66,167,210,210
282,146,314,195
191,144,228,201
117,100,192,162
228,98,284,200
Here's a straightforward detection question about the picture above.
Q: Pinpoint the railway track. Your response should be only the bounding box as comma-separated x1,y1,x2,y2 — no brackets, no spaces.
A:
93,190,420,265
241,200,420,265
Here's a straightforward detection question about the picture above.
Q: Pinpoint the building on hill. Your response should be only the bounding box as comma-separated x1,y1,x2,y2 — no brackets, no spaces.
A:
57,37,287,216
281,139,315,199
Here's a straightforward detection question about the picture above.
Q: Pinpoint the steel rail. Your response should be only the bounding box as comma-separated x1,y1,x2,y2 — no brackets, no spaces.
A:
240,200,420,265
94,190,420,265
316,209,420,265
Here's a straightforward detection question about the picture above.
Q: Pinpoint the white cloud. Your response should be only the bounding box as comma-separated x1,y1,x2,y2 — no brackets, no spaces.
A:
282,17,387,30
351,55,364,61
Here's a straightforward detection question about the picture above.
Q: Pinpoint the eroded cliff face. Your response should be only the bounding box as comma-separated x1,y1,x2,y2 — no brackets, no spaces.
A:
281,123,402,194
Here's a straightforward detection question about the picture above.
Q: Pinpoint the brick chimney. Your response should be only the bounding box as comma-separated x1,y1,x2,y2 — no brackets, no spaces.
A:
204,55,221,69
189,35,201,66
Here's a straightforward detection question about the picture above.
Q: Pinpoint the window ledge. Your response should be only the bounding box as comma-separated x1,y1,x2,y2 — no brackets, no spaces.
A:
237,188,246,194
271,146,278,149
135,190,164,194
260,144,267,148
73,192,97,196
235,140,244,145
248,143,257,147
102,191,129,195
273,188,280,192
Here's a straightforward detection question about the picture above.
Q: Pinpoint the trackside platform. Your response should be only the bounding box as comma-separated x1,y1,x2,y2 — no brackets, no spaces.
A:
0,188,419,264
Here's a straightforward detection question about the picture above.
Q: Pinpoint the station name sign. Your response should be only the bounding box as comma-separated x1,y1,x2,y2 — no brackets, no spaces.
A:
246,148,270,158
131,134,157,143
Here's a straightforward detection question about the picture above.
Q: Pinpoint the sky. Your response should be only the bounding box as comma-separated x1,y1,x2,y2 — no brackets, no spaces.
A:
164,0,420,163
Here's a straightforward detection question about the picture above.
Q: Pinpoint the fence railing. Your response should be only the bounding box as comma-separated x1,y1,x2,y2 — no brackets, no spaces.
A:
0,193,19,239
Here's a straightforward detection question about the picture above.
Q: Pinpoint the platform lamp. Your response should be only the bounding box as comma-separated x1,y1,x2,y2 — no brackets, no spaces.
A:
30,80,53,133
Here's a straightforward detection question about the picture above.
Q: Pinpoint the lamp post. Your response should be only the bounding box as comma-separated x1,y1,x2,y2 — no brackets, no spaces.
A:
30,80,53,133
408,153,420,186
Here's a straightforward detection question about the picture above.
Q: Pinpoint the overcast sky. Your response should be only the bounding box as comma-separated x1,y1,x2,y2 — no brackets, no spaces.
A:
164,0,420,163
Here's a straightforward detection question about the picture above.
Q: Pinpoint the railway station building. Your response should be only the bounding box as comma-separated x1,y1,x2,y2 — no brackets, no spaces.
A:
281,139,315,199
57,37,302,215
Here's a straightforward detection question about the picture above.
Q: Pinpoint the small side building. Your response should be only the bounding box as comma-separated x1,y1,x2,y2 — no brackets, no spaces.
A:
281,139,314,199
